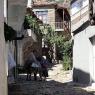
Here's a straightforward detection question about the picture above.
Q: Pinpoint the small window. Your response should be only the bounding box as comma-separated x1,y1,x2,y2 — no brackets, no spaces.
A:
35,11,48,24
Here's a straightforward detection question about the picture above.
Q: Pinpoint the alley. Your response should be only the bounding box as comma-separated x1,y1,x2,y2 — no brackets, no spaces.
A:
8,64,95,95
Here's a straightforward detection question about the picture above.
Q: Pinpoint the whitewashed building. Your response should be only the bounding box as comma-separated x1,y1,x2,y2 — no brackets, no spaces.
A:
4,0,28,75
0,0,28,94
0,0,7,95
71,0,95,86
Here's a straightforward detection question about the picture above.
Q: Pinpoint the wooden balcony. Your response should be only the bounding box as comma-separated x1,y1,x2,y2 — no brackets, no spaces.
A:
55,22,64,31
54,21,70,32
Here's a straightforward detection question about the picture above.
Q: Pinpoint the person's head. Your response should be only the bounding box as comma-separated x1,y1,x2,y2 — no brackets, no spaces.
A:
36,56,42,62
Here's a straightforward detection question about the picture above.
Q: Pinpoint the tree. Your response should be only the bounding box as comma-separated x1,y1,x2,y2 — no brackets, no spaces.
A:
24,14,42,35
24,14,72,70
42,25,72,70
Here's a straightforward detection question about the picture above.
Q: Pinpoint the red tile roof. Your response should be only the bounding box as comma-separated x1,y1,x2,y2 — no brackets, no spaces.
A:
33,2,57,7
33,2,68,9
33,3,70,16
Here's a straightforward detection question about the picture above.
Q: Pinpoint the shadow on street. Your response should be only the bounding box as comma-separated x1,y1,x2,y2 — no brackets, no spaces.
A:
8,74,95,95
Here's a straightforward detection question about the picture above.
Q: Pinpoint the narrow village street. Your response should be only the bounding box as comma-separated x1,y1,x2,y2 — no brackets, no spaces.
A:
1,0,95,95
8,64,95,95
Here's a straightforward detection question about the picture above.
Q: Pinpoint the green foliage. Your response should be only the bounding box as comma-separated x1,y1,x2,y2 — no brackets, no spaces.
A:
59,40,72,71
57,38,72,70
24,14,42,35
43,27,65,45
43,26,72,70
23,15,31,29
62,56,72,70
62,41,72,70
24,13,72,71
4,23,16,41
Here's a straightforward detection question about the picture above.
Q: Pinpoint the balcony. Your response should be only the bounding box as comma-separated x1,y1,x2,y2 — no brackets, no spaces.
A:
55,22,64,31
71,5,89,32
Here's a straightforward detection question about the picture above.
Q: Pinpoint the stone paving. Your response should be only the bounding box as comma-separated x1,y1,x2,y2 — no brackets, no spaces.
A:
8,64,95,95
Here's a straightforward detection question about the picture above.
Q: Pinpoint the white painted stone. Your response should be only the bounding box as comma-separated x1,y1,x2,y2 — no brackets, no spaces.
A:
8,0,27,31
0,0,7,95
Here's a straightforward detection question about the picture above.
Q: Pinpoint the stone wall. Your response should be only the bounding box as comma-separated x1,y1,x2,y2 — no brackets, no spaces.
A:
22,37,34,64
7,0,27,31
7,0,27,65
22,34,42,65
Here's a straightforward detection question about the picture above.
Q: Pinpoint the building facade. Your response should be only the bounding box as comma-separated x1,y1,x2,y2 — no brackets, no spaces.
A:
33,2,70,33
18,6,42,66
7,0,27,65
4,0,28,85
33,1,70,61
71,0,95,86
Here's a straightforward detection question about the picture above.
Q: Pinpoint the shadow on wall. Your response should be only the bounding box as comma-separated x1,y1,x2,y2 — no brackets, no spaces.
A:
73,21,89,36
73,68,91,85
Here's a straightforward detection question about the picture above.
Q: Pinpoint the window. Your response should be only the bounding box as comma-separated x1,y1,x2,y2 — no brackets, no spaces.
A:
35,11,48,24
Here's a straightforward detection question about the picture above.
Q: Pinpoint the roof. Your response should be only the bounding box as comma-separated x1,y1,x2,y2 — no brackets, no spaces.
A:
33,2,68,9
33,3,70,17
71,0,77,4
33,2,57,8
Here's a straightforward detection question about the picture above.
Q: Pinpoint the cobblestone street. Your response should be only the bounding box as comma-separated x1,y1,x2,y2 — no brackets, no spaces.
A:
8,64,95,95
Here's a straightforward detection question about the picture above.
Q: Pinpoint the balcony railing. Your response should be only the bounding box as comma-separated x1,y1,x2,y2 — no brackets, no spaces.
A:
71,5,89,32
55,22,64,29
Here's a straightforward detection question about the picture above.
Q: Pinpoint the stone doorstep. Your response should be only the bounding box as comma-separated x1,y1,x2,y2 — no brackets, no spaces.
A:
91,83,95,89
84,83,95,93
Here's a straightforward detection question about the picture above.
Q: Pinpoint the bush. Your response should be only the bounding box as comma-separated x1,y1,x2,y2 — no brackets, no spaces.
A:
59,41,73,71
63,56,72,70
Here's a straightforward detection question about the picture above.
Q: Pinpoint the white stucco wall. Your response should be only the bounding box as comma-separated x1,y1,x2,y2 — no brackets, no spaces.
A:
86,26,95,83
0,0,7,95
8,0,27,31
73,31,90,71
7,0,27,65
73,25,95,84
